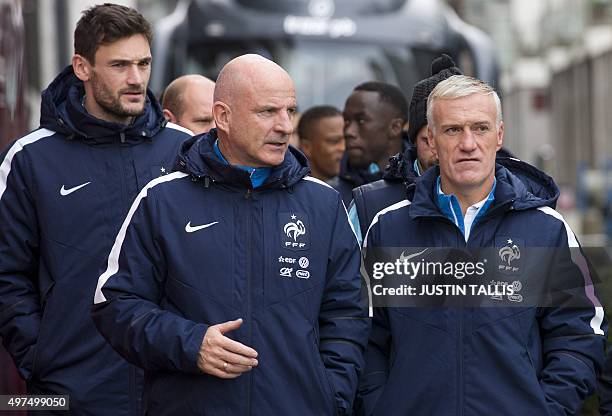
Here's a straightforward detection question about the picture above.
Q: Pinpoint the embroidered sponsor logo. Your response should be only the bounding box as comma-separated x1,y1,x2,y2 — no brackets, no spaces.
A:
284,217,306,241
185,221,219,233
398,248,428,263
296,270,310,279
59,181,91,196
280,267,293,278
298,257,309,268
278,256,296,264
280,213,310,251
489,280,524,302
495,236,523,274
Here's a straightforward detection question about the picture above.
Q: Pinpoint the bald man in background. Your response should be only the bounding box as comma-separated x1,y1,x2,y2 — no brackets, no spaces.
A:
92,54,369,415
161,74,216,134
298,105,345,182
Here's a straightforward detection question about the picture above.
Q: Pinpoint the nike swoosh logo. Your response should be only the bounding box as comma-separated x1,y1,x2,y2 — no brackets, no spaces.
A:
60,182,91,196
185,221,219,233
399,248,428,262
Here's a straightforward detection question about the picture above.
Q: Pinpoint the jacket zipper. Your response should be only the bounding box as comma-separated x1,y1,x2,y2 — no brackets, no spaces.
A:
430,202,514,416
245,187,253,416
458,224,466,416
456,207,510,416
457,308,464,416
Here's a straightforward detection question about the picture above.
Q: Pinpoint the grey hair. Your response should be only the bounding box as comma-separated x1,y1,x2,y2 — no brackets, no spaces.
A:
426,75,502,132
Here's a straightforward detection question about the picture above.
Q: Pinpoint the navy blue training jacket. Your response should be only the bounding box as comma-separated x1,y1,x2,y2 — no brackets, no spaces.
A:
0,65,191,414
357,164,607,416
92,131,370,415
600,350,612,416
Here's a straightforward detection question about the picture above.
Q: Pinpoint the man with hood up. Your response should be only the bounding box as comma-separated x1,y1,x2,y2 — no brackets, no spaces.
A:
92,54,370,415
0,4,191,414
356,75,606,415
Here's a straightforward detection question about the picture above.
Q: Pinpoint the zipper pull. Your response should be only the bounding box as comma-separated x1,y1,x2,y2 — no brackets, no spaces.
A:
245,189,252,199
120,132,126,143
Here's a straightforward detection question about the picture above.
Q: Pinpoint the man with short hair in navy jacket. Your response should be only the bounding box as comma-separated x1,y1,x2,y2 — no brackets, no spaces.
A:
357,75,606,415
0,4,191,414
92,54,370,415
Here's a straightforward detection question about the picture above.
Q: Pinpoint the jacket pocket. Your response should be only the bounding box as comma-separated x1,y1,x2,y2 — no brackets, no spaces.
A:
311,326,339,415
30,282,55,380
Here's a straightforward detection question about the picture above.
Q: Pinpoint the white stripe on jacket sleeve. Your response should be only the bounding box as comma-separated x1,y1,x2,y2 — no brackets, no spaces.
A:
0,129,55,199
537,206,605,335
363,200,411,250
94,171,188,304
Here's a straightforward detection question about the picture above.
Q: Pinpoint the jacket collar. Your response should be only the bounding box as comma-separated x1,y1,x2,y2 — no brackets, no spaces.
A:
39,65,165,143
409,163,545,220
176,129,310,190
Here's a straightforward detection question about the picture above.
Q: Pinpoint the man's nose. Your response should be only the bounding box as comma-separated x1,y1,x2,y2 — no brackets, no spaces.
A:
459,128,477,151
275,110,294,134
344,120,357,140
126,64,144,85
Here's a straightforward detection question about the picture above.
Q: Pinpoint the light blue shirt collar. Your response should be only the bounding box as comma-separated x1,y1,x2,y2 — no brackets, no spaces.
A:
435,176,496,241
413,159,422,177
213,139,271,188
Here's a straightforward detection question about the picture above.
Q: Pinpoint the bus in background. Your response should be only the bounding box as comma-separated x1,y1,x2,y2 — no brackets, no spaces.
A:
150,0,499,109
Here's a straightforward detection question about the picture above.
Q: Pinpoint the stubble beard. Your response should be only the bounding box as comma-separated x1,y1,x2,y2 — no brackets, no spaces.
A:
91,71,145,121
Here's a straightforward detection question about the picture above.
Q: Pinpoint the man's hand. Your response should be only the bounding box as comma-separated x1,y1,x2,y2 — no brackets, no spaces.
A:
197,318,259,379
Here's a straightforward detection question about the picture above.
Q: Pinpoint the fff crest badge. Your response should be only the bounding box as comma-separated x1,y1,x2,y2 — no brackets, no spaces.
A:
280,212,310,251
495,236,524,275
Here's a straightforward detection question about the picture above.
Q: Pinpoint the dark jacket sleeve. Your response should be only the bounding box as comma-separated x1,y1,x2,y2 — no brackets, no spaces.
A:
91,184,207,374
353,307,391,416
599,349,612,416
318,197,371,415
354,218,390,416
538,221,607,415
0,144,41,380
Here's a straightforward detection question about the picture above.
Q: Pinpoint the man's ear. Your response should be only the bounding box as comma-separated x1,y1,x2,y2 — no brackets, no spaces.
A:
496,121,504,151
72,54,92,82
389,117,404,139
300,139,312,158
163,109,178,123
213,101,230,134
427,126,437,156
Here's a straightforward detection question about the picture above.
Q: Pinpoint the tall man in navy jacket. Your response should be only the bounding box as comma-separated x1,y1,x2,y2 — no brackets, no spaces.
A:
92,54,370,415
358,75,606,415
0,4,191,414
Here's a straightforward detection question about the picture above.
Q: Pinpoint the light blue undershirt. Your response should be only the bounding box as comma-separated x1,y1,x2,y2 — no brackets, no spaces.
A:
213,140,271,188
436,176,496,242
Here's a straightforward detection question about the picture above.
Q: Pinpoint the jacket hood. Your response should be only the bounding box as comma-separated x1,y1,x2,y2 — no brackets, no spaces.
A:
410,160,559,219
176,129,310,189
495,157,559,209
39,65,166,142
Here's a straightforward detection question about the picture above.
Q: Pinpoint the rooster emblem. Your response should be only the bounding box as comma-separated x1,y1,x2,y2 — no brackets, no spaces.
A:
499,240,520,266
284,220,306,241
